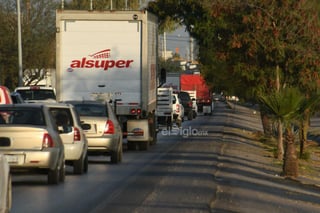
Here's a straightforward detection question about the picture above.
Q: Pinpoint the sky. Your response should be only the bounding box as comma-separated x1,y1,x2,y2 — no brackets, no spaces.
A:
160,27,194,60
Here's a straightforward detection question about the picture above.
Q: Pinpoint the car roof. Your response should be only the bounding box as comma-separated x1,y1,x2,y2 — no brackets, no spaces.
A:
43,102,74,108
15,86,55,90
0,103,44,108
65,100,107,105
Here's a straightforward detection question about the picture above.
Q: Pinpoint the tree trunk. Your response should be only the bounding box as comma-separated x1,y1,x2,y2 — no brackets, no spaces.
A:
283,126,299,178
260,110,272,136
277,120,284,160
299,109,310,158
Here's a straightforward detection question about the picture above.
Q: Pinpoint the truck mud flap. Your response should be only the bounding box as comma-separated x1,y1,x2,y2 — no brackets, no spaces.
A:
127,119,150,142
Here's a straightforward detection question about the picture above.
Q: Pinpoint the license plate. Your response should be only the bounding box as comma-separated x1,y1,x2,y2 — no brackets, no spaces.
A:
5,155,23,164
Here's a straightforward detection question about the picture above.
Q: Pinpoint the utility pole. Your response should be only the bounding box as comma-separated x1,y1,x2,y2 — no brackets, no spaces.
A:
189,37,194,62
17,0,23,86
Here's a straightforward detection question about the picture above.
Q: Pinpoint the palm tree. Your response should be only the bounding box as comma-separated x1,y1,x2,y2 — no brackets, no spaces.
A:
258,87,305,177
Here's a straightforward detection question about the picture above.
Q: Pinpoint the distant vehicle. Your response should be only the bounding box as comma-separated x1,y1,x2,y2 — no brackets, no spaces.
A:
65,100,123,163
14,86,56,103
157,87,174,129
172,93,184,127
47,103,88,175
0,103,65,184
10,92,25,104
182,90,197,118
177,91,193,120
0,154,11,213
180,74,213,115
0,86,13,105
55,10,159,150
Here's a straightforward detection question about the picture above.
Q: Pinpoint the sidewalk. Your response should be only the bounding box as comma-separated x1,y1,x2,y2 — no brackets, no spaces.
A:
229,102,320,187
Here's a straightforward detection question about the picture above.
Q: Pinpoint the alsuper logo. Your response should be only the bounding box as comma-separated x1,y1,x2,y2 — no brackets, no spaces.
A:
69,49,134,71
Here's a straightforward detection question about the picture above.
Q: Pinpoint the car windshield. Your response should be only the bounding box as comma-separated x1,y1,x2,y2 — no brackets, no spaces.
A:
17,89,56,101
74,104,108,117
0,108,45,125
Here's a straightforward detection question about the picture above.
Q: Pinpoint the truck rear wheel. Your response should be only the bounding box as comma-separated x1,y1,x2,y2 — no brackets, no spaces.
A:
138,142,149,151
127,141,136,150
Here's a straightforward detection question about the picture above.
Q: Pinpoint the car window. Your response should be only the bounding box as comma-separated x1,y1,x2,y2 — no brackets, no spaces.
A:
73,104,108,117
49,108,74,133
178,92,191,101
17,89,56,101
0,108,45,125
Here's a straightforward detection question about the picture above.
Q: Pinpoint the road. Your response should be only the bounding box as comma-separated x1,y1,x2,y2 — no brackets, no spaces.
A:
11,102,320,213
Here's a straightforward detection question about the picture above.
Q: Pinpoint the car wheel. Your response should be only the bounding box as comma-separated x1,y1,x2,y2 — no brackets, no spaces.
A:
6,174,12,212
73,154,85,175
59,162,66,183
187,111,193,120
83,154,88,173
48,168,59,184
111,145,122,164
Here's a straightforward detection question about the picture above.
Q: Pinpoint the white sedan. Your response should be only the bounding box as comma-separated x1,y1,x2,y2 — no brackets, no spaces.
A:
0,154,11,213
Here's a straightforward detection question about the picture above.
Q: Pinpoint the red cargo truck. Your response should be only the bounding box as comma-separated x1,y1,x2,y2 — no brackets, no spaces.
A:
180,74,213,115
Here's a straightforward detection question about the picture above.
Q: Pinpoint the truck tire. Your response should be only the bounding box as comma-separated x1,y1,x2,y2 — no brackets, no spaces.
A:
138,142,149,151
127,141,136,150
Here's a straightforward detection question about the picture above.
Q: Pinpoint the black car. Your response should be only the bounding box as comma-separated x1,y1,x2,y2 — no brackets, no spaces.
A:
177,91,193,120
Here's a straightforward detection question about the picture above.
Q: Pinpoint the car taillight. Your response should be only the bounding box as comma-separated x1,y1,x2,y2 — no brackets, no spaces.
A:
74,127,81,141
188,101,193,107
42,133,54,148
130,108,142,115
130,109,136,114
104,119,115,134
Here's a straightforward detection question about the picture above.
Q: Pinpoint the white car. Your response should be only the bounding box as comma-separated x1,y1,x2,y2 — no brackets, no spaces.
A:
0,154,11,213
14,86,56,103
47,103,89,174
172,93,184,127
0,103,66,185
65,100,123,164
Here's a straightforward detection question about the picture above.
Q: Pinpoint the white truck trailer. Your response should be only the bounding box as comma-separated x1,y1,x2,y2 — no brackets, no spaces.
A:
156,87,173,129
55,9,159,150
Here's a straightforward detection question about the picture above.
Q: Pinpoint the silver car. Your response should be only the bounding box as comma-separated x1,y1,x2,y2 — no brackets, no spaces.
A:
66,100,123,164
0,154,11,213
47,103,88,175
0,104,65,184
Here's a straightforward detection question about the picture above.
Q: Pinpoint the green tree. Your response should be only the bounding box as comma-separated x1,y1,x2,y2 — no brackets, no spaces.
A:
0,0,58,88
149,0,320,144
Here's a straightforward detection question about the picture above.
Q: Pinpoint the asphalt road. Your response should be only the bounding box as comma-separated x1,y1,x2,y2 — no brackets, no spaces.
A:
10,102,320,213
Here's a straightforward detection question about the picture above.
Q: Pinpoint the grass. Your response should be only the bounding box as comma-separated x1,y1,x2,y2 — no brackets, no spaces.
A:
253,131,320,179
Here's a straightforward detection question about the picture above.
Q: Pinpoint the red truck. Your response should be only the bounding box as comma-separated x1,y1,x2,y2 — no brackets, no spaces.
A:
180,73,213,115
